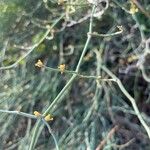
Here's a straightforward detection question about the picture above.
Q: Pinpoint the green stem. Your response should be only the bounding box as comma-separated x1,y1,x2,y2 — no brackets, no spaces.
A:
29,5,96,150
0,109,36,119
42,119,59,150
45,65,115,80
0,14,65,71
101,65,150,139
88,29,123,37
45,66,102,79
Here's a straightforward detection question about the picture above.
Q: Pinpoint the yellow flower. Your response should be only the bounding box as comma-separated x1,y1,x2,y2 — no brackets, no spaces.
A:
44,114,54,121
58,64,66,74
34,111,41,117
130,1,138,14
35,60,44,68
127,55,138,63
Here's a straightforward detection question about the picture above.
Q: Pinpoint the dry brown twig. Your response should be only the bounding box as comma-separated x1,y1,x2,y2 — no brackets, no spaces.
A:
96,125,119,150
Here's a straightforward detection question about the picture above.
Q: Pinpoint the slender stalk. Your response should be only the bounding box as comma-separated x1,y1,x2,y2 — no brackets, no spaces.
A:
0,14,65,71
45,66,101,79
75,6,94,72
44,5,96,114
101,65,150,139
0,109,36,119
141,65,150,82
45,65,115,80
42,119,59,150
29,5,96,150
88,29,123,37
44,74,76,115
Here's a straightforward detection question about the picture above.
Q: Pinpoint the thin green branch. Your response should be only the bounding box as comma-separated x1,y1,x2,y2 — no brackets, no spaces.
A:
44,5,96,114
0,109,36,119
140,65,150,82
42,119,59,150
45,65,115,80
101,65,150,139
29,5,96,150
75,6,95,72
0,14,65,71
88,29,123,37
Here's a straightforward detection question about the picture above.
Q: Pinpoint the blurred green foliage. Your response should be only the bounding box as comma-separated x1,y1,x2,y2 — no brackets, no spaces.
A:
0,0,150,149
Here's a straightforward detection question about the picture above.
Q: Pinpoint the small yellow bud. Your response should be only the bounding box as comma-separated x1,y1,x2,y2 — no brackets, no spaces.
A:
35,60,44,68
44,114,54,121
34,111,41,117
129,2,138,14
127,55,138,63
58,64,65,74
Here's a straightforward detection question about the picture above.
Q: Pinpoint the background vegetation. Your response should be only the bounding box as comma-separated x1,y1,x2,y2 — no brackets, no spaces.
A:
0,0,150,149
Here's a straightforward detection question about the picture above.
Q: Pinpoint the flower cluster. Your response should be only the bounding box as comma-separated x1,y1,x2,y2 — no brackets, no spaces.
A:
58,64,66,74
34,111,41,117
44,114,54,121
35,60,44,68
34,111,53,122
129,1,138,14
